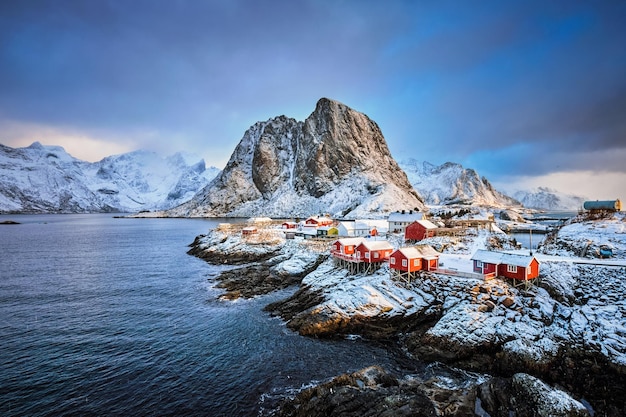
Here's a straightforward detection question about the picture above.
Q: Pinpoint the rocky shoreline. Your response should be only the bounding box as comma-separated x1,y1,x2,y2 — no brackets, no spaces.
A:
188,228,626,416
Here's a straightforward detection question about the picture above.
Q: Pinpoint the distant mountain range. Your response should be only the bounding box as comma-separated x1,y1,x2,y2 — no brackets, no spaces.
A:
511,187,586,211
399,159,521,208
0,142,219,213
0,99,586,215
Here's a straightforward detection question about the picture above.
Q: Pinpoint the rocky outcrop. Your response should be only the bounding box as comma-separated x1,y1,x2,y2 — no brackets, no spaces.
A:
167,98,425,218
187,228,326,300
271,365,590,417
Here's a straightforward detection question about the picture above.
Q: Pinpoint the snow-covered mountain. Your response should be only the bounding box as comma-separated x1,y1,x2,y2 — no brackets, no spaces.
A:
511,187,586,211
166,98,425,218
399,159,520,208
0,142,219,213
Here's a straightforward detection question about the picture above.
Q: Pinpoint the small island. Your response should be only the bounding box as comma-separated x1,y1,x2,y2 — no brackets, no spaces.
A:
0,220,20,225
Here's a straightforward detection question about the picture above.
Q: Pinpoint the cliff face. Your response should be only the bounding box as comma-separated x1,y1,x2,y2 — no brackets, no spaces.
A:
169,98,424,218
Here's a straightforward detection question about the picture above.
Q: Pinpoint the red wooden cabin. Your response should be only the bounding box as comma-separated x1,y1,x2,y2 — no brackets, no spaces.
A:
404,220,438,241
282,221,298,229
390,245,440,273
471,249,540,283
305,216,333,227
355,241,393,263
331,238,364,257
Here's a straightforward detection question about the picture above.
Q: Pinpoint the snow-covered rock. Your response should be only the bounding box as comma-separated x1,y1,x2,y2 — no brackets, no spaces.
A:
166,98,425,218
540,212,626,259
0,142,219,213
400,159,520,208
512,186,587,211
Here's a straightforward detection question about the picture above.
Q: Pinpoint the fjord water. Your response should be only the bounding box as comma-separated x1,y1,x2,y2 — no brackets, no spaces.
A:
0,214,404,416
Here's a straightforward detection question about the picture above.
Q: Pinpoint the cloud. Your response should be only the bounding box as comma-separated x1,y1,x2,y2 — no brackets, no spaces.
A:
1,0,625,198
0,120,138,162
493,170,626,201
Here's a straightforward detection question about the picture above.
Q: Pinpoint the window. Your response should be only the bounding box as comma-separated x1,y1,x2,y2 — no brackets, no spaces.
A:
390,257,396,265
414,259,419,267
374,252,379,259
476,261,483,268
365,252,370,259
507,264,517,273
402,259,407,267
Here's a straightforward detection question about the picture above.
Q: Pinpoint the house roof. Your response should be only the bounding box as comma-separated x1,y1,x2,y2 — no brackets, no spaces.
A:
471,249,538,267
413,219,438,229
394,245,439,259
387,211,424,222
334,237,365,246
358,240,393,251
306,215,333,223
338,221,370,232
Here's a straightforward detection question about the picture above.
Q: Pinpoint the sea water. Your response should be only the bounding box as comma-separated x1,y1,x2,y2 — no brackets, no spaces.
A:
0,214,409,416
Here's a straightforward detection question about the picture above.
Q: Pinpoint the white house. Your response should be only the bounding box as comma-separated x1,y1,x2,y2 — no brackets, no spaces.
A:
337,220,389,237
387,210,424,234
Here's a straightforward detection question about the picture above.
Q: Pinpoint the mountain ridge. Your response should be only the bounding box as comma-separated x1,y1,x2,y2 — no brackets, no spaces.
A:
0,142,219,213
399,158,521,208
166,98,425,218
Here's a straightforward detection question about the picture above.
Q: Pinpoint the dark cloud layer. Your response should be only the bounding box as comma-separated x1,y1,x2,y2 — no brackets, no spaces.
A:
1,0,625,189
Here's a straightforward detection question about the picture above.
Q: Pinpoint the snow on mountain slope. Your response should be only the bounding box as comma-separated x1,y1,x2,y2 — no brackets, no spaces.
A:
166,98,425,218
511,187,586,211
400,159,520,208
0,142,219,213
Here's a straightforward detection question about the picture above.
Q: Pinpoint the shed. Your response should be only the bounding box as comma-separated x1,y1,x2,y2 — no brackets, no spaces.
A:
470,249,540,285
305,216,334,227
317,226,338,237
242,226,258,236
282,221,299,229
405,220,438,241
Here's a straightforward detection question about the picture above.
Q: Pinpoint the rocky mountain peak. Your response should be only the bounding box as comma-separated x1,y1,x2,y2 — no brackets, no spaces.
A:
168,98,424,218
400,158,520,207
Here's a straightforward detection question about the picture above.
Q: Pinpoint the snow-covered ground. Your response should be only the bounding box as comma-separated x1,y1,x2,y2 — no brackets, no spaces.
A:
540,212,626,259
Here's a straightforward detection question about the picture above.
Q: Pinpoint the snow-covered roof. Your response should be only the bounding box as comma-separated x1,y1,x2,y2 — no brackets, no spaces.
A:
306,215,333,223
395,245,440,259
387,211,424,222
471,249,537,267
358,240,393,251
334,237,365,246
338,221,370,232
415,219,438,229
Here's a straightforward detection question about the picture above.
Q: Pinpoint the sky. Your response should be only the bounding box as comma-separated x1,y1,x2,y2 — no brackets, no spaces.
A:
1,0,625,201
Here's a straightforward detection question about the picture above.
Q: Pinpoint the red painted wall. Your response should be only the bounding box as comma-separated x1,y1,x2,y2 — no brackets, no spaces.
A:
405,222,436,241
